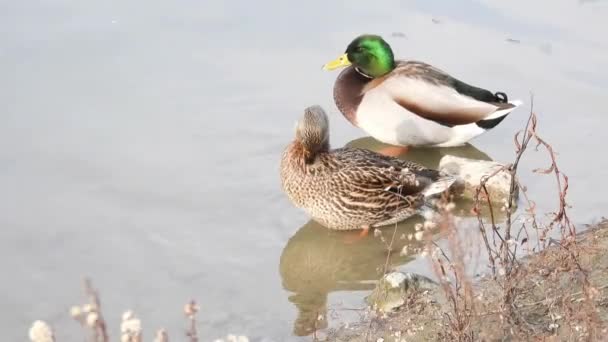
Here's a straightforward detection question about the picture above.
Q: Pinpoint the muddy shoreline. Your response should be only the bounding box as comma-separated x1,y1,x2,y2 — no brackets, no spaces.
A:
325,220,608,341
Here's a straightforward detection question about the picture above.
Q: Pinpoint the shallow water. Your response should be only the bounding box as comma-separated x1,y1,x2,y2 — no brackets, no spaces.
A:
1,0,607,340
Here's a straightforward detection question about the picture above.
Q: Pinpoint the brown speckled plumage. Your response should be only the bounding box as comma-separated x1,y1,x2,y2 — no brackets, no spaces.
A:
280,105,456,230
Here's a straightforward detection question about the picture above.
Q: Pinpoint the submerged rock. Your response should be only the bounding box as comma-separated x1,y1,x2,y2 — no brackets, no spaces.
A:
366,272,437,312
439,155,518,204
346,138,492,170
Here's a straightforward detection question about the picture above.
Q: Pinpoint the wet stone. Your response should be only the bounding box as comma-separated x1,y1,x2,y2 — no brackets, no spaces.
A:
439,155,518,204
366,272,437,312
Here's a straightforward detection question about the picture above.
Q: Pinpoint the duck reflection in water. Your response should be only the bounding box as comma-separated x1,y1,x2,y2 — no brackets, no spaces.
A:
347,137,492,168
279,217,425,336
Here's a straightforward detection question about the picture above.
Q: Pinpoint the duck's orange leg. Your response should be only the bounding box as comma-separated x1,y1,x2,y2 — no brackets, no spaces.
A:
377,145,410,157
344,225,370,244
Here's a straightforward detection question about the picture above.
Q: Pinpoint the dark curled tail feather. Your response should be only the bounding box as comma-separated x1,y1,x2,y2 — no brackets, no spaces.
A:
494,92,509,103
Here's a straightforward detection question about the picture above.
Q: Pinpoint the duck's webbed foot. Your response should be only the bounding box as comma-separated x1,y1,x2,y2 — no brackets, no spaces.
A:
343,225,370,244
378,145,410,157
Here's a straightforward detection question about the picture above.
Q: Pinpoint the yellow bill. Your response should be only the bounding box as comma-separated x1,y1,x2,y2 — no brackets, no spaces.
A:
322,53,351,71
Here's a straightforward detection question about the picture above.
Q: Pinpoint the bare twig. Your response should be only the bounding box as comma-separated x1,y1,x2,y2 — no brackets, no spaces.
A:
184,300,199,342
83,278,109,342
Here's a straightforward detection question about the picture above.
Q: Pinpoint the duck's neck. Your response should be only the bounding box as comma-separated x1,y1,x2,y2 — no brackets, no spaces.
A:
288,142,307,165
356,55,396,78
297,138,328,163
282,141,324,177
334,67,372,126
355,67,374,79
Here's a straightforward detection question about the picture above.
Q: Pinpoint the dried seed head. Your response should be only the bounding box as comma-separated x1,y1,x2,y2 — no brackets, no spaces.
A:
29,320,55,342
154,329,169,342
183,300,199,317
69,306,82,318
121,310,142,337
85,312,99,327
82,303,96,313
122,310,134,322
423,220,436,230
223,336,249,342
121,318,142,334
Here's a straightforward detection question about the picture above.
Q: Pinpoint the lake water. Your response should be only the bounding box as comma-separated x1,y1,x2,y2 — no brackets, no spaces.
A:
1,0,607,341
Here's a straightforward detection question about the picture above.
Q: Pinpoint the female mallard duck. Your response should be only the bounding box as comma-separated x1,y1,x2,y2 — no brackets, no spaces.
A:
323,34,522,150
280,105,458,235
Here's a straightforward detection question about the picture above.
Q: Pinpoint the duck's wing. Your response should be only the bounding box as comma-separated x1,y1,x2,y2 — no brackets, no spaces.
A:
327,148,441,198
370,61,521,127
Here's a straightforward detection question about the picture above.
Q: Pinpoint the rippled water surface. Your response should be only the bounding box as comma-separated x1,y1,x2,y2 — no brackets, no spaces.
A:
1,0,607,340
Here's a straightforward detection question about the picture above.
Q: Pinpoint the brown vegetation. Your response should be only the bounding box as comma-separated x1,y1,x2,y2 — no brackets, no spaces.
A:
328,97,607,341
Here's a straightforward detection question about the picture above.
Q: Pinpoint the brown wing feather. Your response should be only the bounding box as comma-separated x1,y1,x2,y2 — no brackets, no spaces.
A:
326,148,440,198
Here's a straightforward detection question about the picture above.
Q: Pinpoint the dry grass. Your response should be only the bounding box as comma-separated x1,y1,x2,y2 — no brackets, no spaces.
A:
28,278,249,342
422,96,603,341
326,97,607,342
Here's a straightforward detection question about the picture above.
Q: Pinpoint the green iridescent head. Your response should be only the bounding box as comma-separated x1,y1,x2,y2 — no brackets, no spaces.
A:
323,34,396,78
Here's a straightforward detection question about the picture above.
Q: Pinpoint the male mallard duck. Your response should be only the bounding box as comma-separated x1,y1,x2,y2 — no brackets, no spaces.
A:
280,105,458,235
323,34,522,150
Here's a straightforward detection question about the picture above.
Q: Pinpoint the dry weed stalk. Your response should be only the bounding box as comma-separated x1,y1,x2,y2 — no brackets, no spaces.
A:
422,95,603,341
63,279,210,341
471,96,600,338
184,299,200,342
428,197,475,342
69,278,109,342
31,278,252,341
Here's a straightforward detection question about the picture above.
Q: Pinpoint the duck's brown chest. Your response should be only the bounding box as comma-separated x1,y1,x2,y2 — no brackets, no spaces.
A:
333,67,371,127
